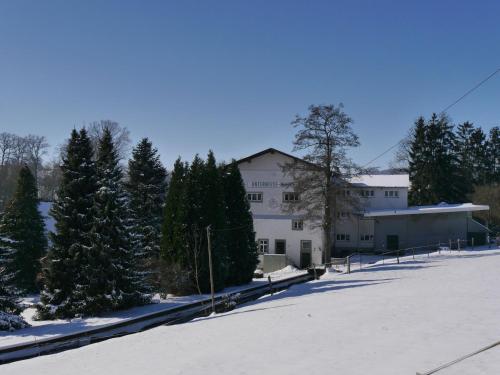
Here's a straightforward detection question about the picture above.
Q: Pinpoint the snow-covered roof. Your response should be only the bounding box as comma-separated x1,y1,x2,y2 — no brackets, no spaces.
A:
364,203,489,217
350,174,409,188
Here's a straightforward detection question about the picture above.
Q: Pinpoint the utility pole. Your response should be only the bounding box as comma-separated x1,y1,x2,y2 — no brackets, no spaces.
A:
206,225,216,314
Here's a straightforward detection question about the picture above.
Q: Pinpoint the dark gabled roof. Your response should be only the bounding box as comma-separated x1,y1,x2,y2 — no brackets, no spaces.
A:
235,147,316,166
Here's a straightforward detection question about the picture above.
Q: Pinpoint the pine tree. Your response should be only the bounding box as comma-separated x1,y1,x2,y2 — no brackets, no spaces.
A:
126,138,167,292
454,121,476,198
469,127,488,186
0,230,29,330
160,158,187,264
183,155,208,293
409,114,462,205
38,128,97,319
199,151,227,292
221,161,258,285
408,117,429,205
82,127,149,315
0,165,46,293
485,126,500,183
159,158,191,294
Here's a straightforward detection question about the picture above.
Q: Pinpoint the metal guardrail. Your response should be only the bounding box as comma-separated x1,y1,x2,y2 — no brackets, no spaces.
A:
0,272,313,364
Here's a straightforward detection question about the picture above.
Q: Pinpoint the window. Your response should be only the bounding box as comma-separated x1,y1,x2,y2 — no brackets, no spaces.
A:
292,219,304,231
336,211,350,219
275,239,286,254
384,190,399,198
300,240,312,252
360,190,374,197
360,234,374,241
341,189,351,196
257,239,269,253
247,192,263,202
336,234,351,241
283,192,300,202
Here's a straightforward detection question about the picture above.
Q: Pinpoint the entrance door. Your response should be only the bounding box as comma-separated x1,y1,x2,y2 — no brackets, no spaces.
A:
300,240,312,268
275,239,286,254
386,235,399,251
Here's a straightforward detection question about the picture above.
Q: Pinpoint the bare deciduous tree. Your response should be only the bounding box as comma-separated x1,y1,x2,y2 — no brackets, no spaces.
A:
24,135,49,184
282,104,362,262
88,120,131,160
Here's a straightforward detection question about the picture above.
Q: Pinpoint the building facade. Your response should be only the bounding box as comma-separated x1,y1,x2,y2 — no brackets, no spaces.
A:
237,148,490,268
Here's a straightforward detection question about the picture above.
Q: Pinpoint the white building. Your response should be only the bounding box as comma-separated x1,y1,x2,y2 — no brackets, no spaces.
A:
237,148,490,268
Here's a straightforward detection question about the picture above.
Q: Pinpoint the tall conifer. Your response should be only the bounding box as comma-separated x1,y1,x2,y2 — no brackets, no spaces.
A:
0,165,46,293
221,161,258,285
38,128,96,319
126,138,167,292
0,229,29,330
82,128,148,315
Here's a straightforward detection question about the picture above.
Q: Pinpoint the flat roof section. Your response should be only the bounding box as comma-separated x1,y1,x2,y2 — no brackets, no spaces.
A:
364,203,490,217
350,174,410,188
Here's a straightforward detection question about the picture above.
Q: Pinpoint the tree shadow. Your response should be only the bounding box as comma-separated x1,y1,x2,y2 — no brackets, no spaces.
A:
240,278,397,308
191,303,297,323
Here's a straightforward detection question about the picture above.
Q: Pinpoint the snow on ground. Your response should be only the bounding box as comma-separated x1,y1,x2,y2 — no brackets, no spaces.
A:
0,267,304,348
3,246,500,374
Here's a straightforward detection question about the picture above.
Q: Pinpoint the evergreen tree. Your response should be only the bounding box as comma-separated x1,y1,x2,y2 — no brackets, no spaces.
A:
0,231,29,330
221,161,258,285
126,138,167,292
183,155,208,293
82,128,148,315
454,121,476,198
408,117,429,205
161,158,187,264
485,126,500,183
0,165,46,293
179,152,227,293
199,151,227,292
469,127,488,186
38,128,97,319
409,114,462,204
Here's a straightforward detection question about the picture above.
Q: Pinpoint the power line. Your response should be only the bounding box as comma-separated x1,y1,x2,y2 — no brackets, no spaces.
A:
362,67,500,169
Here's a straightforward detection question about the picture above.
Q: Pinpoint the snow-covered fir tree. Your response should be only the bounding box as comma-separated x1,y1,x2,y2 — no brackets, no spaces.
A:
38,128,97,319
221,161,258,285
126,138,167,292
81,127,150,315
0,165,46,293
0,233,29,330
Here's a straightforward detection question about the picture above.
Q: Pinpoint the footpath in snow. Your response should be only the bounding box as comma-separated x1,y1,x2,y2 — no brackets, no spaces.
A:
0,266,304,348
2,246,500,374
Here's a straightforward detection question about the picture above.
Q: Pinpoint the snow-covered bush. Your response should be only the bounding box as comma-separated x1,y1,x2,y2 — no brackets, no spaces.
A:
0,311,29,331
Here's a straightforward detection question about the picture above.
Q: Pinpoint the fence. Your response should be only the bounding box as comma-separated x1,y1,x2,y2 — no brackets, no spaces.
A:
325,238,489,274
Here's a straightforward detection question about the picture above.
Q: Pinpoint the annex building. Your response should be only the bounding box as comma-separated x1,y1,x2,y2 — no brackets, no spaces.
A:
236,148,490,268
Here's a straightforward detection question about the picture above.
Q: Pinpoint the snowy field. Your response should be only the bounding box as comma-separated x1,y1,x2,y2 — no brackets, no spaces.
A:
0,266,305,348
2,246,500,374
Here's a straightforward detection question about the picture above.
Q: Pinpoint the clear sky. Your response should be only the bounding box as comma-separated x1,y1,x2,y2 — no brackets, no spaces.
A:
1,0,499,169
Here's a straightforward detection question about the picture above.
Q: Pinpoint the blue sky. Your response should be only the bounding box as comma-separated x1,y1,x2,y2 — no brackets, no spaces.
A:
0,0,499,169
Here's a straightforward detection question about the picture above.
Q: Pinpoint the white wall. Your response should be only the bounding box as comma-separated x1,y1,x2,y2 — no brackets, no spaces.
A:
238,151,323,267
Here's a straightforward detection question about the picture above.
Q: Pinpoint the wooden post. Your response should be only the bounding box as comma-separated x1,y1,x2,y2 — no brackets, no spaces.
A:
449,239,452,251
359,252,362,270
438,242,441,254
206,225,216,315
412,247,415,260
347,257,351,274
397,250,400,264
472,237,474,250
313,263,317,280
457,238,460,252
268,275,273,295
